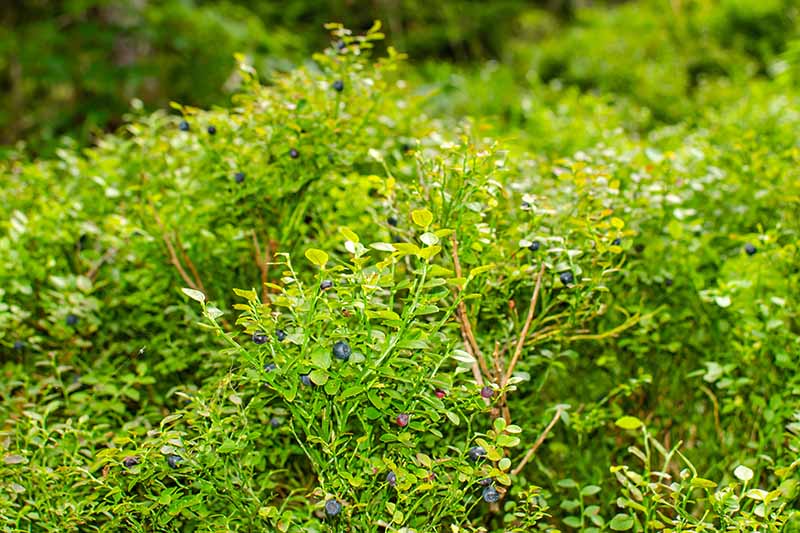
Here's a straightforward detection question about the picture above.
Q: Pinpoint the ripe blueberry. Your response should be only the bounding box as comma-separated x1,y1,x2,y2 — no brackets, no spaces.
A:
289,148,299,159
207,125,216,135
325,498,341,516
745,243,757,256
276,329,287,342
386,471,397,487
467,446,486,462
234,172,245,184
528,241,541,252
122,456,140,468
482,485,500,503
270,417,281,428
320,280,333,290
332,340,351,361
559,271,574,285
166,454,182,469
252,331,268,345
396,413,410,427
300,374,313,386
478,477,493,486
335,40,346,51
434,388,446,399
480,386,494,399
66,314,79,326
332,79,344,92
179,120,190,132
387,216,398,227
612,238,622,246
264,362,277,372
13,340,25,351
665,278,674,287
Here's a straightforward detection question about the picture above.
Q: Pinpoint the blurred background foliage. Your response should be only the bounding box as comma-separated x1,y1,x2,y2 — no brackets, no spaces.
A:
3,0,798,154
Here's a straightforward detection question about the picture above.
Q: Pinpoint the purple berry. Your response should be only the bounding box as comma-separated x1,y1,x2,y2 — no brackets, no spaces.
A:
396,413,410,427
324,498,341,516
745,243,757,256
482,485,500,503
234,172,245,184
166,454,182,469
122,456,140,468
252,331,268,345
386,471,397,487
207,125,216,135
332,340,351,361
528,241,541,252
289,148,299,159
332,79,344,92
264,362,277,372
559,271,574,285
178,120,190,131
300,374,313,386
480,386,494,399
320,280,333,290
468,446,486,462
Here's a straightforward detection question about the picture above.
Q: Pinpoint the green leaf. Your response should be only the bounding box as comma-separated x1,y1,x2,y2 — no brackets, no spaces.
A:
311,348,331,370
309,369,329,386
181,288,205,303
411,208,433,228
609,514,634,531
581,485,601,496
497,435,520,448
563,516,582,528
615,416,643,430
304,248,329,267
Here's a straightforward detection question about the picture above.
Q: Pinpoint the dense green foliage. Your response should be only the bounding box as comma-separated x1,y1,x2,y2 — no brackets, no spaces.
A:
2,2,800,531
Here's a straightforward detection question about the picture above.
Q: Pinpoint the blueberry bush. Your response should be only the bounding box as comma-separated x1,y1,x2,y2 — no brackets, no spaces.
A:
2,5,800,532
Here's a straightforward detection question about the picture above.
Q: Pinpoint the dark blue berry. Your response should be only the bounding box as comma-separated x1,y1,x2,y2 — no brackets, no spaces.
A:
665,278,674,287
300,374,313,386
289,148,299,159
478,477,493,486
332,340,351,361
122,456,140,468
559,271,574,285
166,454,183,469
270,417,281,428
13,340,25,351
252,331,268,345
179,120,190,132
332,79,344,92
482,485,500,503
612,238,622,246
480,386,494,399
325,498,341,516
468,446,486,462
207,125,216,135
528,241,541,252
66,314,79,326
386,471,397,487
396,413,410,427
745,243,757,256
264,362,277,372
387,216,398,227
276,329,287,342
234,172,245,184
320,280,333,290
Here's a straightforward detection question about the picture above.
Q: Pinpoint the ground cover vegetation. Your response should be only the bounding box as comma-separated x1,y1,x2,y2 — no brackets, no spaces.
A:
1,1,800,531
